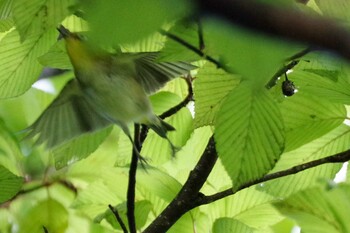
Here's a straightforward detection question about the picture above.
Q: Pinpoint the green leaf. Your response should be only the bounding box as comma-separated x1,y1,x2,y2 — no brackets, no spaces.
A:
38,40,72,69
18,198,68,233
215,82,285,189
0,0,13,32
0,29,56,98
149,91,182,116
194,63,240,127
13,0,74,40
82,0,190,46
280,92,346,151
289,70,350,104
274,184,350,233
213,218,254,233
52,126,113,169
205,187,283,229
0,165,24,203
204,19,297,85
262,124,350,197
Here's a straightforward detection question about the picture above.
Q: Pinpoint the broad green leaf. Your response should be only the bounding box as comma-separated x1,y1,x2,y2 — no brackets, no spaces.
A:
168,213,201,233
18,198,68,233
162,126,213,183
121,31,165,53
137,168,182,204
158,22,203,62
52,126,113,169
13,0,74,40
289,70,350,104
149,91,182,115
280,92,346,151
204,19,297,85
204,187,283,229
38,40,72,69
0,122,23,176
262,124,350,197
0,0,13,32
0,29,56,98
213,218,254,233
194,63,240,127
215,82,285,189
274,184,350,233
81,0,189,46
0,165,24,203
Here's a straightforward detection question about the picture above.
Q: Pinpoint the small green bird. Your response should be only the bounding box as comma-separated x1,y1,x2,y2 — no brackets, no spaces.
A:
27,25,195,155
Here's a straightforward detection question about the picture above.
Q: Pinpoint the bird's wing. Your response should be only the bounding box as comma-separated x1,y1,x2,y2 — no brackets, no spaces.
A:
131,52,196,94
26,79,111,148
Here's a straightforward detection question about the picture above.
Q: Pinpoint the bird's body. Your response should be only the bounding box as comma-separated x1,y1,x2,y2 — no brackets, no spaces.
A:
27,26,195,151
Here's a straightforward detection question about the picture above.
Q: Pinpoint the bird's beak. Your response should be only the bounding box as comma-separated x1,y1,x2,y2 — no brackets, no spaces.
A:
57,25,71,39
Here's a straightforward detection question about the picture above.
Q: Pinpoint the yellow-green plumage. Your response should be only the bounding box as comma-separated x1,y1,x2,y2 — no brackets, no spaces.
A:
27,26,195,152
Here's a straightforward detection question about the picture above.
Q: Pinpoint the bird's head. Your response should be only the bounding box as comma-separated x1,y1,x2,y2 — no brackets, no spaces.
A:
57,25,94,69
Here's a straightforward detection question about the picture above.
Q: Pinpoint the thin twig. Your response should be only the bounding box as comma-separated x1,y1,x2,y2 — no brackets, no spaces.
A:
159,75,194,119
159,29,223,69
126,124,140,233
108,204,129,233
197,19,205,51
265,60,299,89
199,148,350,205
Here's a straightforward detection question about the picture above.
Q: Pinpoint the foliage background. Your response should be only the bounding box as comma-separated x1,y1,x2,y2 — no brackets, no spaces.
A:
1,0,350,233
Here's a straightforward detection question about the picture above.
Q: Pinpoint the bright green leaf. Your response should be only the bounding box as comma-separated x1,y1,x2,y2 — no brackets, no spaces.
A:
280,92,346,151
215,82,285,189
213,218,254,233
38,40,72,69
19,198,68,233
13,0,74,40
274,184,350,233
194,63,240,127
0,165,24,203
0,29,56,98
316,0,350,22
262,124,350,197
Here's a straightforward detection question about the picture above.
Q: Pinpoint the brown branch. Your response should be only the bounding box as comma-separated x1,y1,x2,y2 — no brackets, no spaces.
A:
143,137,218,233
195,0,350,61
198,148,350,205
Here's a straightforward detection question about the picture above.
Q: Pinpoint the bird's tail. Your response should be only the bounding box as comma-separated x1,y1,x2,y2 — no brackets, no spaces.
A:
148,117,175,139
148,117,178,155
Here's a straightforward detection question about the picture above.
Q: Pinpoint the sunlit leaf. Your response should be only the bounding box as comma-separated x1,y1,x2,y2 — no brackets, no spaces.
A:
213,218,254,233
0,29,56,98
38,40,72,69
13,0,74,40
0,165,24,203
262,124,350,197
194,63,240,127
18,198,68,233
274,184,350,233
280,92,346,151
215,82,285,189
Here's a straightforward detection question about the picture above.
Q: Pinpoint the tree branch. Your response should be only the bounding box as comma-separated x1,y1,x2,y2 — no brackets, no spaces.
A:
199,148,350,205
195,0,350,61
143,137,218,233
126,124,140,233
